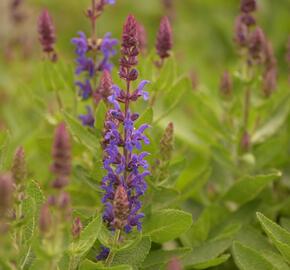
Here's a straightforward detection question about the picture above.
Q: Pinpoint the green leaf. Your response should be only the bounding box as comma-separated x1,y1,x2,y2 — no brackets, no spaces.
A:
142,248,191,269
182,238,232,268
143,209,192,243
159,158,186,188
0,131,10,170
136,107,153,126
191,254,231,269
154,77,190,124
222,171,281,205
233,242,276,270
252,96,290,144
64,112,100,153
257,212,290,263
112,236,151,269
70,214,102,257
79,260,132,270
151,186,180,211
181,204,228,247
95,102,107,138
22,180,44,241
154,58,176,91
281,217,290,231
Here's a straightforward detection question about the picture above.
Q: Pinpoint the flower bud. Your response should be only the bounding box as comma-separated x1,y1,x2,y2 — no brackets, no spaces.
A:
113,185,130,230
263,67,277,97
11,146,26,184
72,217,83,239
248,27,266,62
160,122,174,161
240,13,256,26
38,9,57,59
0,173,14,216
166,257,182,270
234,15,248,47
156,16,173,59
220,71,232,96
99,70,113,99
128,69,138,81
241,131,251,151
51,123,71,189
39,203,52,234
240,0,257,13
136,21,147,54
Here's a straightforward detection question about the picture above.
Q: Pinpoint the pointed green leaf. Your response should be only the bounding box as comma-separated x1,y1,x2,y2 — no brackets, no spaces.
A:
143,209,192,243
192,254,231,269
142,248,191,269
257,212,290,263
233,242,276,270
112,236,151,269
64,112,100,153
222,171,281,205
182,238,232,268
70,214,102,257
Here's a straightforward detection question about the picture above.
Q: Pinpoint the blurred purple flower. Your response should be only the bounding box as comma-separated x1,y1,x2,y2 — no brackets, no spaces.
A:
99,33,118,71
79,106,95,127
76,80,93,100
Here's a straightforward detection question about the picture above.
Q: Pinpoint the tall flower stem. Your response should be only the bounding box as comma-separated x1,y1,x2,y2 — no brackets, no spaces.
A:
124,80,131,181
105,229,121,266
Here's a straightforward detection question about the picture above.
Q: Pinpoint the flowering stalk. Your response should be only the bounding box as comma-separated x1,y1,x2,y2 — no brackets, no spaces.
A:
71,0,117,127
38,10,57,62
99,14,150,264
156,16,173,66
233,0,278,151
38,123,72,267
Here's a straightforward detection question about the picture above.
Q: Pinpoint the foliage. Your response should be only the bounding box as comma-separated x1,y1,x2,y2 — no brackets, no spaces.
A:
0,0,290,269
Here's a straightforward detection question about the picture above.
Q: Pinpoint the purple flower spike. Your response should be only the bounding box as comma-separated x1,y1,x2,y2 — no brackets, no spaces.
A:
79,106,95,127
101,15,150,234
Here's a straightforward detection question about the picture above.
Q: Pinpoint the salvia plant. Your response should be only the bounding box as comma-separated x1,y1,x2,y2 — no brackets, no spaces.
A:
0,0,290,269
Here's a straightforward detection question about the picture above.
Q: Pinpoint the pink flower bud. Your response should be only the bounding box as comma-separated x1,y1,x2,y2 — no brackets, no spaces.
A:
166,257,182,270
38,10,56,54
156,16,173,59
113,185,130,230
220,71,232,96
39,203,52,234
0,173,14,215
136,21,147,54
51,123,71,189
263,67,277,97
11,146,26,184
72,217,83,239
241,131,251,151
240,0,257,13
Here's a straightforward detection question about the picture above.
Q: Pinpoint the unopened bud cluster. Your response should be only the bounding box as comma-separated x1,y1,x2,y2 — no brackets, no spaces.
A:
156,16,173,61
234,0,277,97
37,10,57,62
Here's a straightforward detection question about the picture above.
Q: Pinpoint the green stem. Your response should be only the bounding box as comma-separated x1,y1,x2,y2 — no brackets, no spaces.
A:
105,229,121,266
